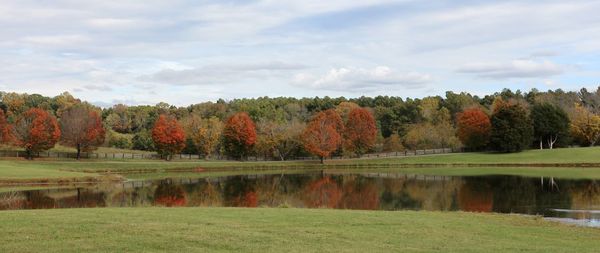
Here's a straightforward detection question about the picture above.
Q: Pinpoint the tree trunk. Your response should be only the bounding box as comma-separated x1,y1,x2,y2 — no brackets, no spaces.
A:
547,135,557,149
320,156,324,164
539,139,543,150
76,143,81,160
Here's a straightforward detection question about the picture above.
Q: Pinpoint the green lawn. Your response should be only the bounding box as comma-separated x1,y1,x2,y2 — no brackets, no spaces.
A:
3,146,600,183
353,146,600,164
1,144,155,154
327,166,600,179
0,160,99,181
0,207,597,252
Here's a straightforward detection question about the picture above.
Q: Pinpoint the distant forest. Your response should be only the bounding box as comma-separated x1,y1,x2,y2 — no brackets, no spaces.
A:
0,87,599,160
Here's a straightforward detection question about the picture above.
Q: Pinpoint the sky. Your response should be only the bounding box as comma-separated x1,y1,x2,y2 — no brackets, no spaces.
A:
0,0,599,107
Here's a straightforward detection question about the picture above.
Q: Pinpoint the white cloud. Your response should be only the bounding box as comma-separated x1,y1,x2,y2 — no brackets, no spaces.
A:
293,66,432,91
21,35,90,46
139,61,309,86
86,18,140,29
83,84,113,91
457,60,563,79
0,1,599,105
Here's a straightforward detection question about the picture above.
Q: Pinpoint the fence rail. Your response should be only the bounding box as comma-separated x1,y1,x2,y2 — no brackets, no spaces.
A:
0,148,457,161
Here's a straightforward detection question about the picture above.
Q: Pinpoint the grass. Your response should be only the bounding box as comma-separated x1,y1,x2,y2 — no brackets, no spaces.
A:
351,146,600,165
1,144,155,154
3,146,600,183
0,160,98,180
0,207,597,252
326,166,600,179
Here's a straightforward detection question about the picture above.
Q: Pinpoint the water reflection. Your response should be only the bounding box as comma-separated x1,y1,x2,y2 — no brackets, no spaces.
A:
2,172,600,226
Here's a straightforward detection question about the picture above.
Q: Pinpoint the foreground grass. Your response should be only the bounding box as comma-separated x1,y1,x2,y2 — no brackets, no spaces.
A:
1,208,599,252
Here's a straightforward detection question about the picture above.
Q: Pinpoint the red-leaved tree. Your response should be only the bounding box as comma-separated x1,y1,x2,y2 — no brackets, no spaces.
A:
13,108,61,159
152,114,185,160
456,107,491,150
302,109,344,163
60,105,106,159
0,110,13,144
223,112,257,160
344,108,377,156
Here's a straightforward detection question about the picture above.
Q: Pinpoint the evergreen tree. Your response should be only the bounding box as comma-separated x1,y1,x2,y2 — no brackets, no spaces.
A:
489,103,533,152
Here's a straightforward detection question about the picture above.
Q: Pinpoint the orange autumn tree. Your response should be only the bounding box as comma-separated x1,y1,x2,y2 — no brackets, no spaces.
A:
344,108,377,156
302,109,344,163
59,105,106,159
13,108,61,159
223,112,257,160
152,114,185,160
456,107,491,150
0,110,13,144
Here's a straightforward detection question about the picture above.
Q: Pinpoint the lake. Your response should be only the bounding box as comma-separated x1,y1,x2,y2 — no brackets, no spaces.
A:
2,170,599,227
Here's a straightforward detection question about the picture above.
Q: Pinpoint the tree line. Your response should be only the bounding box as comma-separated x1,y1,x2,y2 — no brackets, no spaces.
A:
0,87,599,161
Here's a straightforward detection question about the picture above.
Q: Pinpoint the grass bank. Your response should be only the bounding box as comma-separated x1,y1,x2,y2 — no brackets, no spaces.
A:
3,147,600,183
0,207,598,252
350,146,600,165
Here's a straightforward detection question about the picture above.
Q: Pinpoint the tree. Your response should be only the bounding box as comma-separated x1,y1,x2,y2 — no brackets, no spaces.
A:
256,119,305,160
0,110,13,144
302,109,344,163
383,133,404,152
570,104,600,146
456,107,491,150
152,114,185,160
531,103,570,149
13,108,61,159
344,108,377,156
59,105,106,159
272,120,305,160
223,112,257,160
105,104,132,133
132,129,155,151
192,117,223,158
489,103,533,152
335,102,360,122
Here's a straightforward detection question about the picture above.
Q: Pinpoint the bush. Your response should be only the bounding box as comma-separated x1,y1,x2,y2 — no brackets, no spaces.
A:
132,130,154,151
107,130,133,149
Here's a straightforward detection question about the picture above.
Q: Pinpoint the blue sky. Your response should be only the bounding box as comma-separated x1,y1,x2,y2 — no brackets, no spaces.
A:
0,0,599,106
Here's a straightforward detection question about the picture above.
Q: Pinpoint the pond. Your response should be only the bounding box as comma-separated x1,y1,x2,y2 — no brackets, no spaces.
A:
1,170,600,227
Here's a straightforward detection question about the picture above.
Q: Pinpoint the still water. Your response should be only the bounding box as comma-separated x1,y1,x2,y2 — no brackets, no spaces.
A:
2,171,600,226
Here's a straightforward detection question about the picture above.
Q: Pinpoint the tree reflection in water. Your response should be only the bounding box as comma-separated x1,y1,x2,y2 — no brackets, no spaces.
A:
1,173,600,221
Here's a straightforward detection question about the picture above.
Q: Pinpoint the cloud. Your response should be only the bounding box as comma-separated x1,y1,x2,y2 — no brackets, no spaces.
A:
1,1,600,105
86,18,140,29
82,84,113,91
21,35,90,46
457,59,563,79
139,61,309,86
293,66,432,91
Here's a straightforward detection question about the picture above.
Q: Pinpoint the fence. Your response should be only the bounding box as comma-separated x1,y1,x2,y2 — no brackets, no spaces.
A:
0,147,457,161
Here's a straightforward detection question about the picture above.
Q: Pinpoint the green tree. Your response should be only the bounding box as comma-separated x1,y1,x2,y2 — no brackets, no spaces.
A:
132,129,155,151
531,103,570,149
489,103,533,152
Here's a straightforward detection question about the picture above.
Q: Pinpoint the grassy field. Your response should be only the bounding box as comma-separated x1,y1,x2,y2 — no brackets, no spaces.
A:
0,207,597,252
2,146,600,183
326,166,600,179
352,146,600,164
0,160,100,181
1,144,155,154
